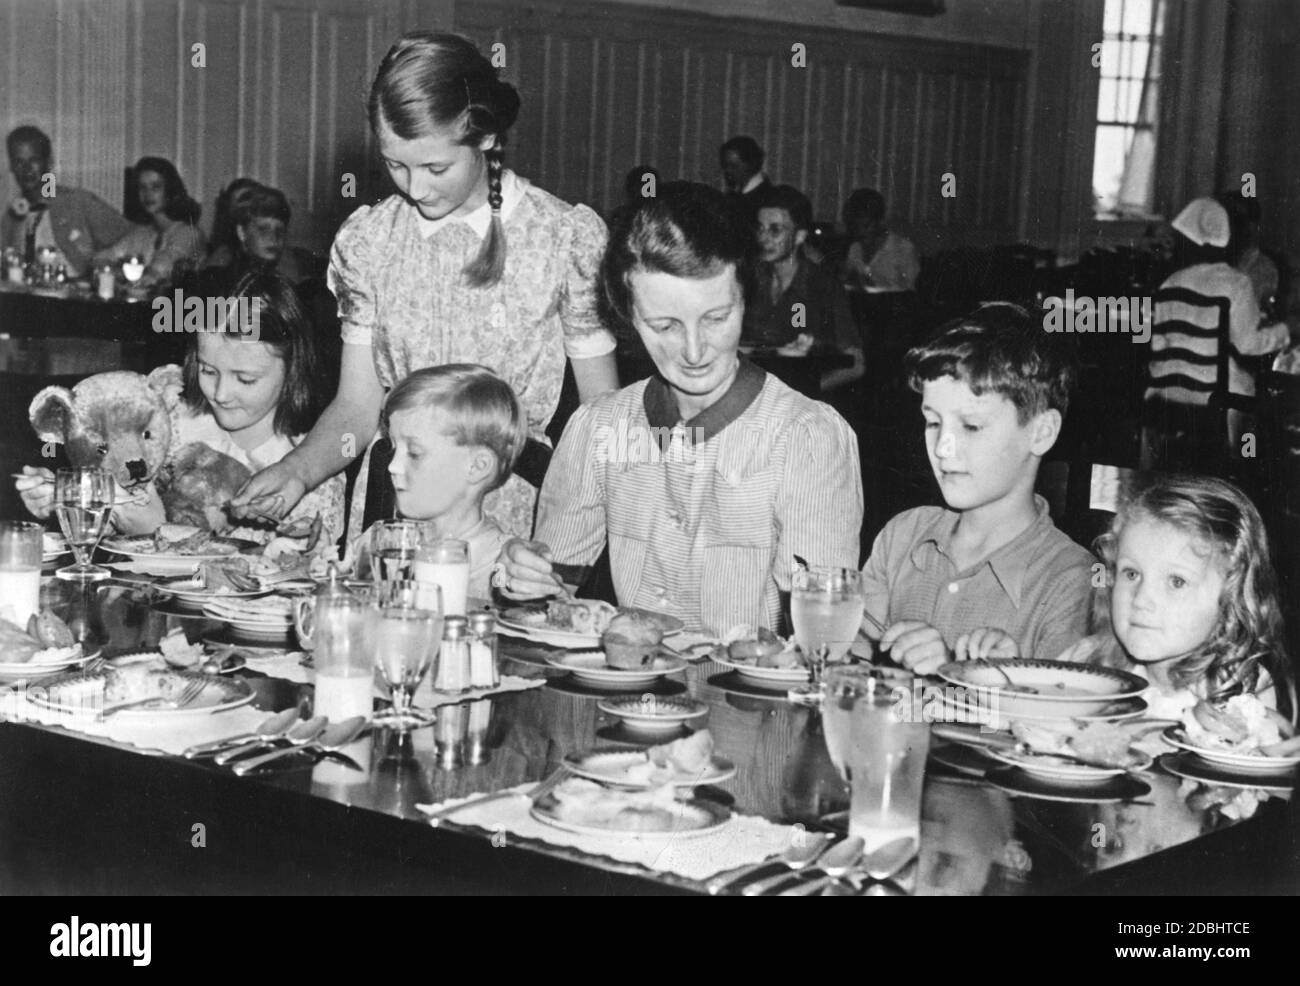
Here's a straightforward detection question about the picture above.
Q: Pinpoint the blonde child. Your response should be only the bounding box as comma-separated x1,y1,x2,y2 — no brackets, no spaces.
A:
348,364,526,600
1058,474,1294,724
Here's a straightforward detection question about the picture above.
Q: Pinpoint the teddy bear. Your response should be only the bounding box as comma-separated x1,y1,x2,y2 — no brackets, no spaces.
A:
28,364,252,531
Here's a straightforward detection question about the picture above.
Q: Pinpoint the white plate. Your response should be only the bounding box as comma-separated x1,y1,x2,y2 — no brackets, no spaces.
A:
530,797,730,839
710,652,809,685
986,766,1151,804
563,747,736,788
103,535,257,568
31,664,254,717
985,746,1153,784
1161,726,1300,774
157,576,273,606
933,691,1150,727
596,696,708,736
498,604,684,649
0,647,100,683
544,651,687,689
1158,753,1298,793
936,659,1148,719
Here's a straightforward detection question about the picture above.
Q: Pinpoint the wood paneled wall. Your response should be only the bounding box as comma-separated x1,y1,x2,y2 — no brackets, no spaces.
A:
459,0,1029,249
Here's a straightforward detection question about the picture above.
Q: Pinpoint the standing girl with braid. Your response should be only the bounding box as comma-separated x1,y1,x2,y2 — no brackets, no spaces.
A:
232,32,619,540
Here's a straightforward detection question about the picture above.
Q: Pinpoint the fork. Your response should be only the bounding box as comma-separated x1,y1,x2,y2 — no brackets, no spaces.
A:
100,678,205,718
423,767,570,827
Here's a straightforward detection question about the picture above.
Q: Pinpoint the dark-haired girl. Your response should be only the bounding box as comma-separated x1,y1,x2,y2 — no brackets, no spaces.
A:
233,31,619,540
94,156,206,289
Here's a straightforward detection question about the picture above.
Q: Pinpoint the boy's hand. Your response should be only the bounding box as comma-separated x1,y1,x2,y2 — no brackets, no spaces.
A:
495,539,565,599
879,620,949,674
954,628,1020,663
15,466,55,519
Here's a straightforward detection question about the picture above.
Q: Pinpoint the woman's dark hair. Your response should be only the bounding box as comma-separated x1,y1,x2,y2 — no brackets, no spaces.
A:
208,177,262,259
233,184,291,227
368,31,520,288
601,181,756,332
127,156,201,225
719,136,764,171
1216,190,1262,266
181,265,324,436
842,188,886,229
1169,230,1227,271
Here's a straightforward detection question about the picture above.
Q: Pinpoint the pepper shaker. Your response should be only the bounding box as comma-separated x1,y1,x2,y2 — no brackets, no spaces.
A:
433,615,471,693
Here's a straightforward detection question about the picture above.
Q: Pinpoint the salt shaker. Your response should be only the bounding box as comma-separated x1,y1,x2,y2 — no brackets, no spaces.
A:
5,249,25,284
467,612,499,689
95,264,116,300
433,615,471,693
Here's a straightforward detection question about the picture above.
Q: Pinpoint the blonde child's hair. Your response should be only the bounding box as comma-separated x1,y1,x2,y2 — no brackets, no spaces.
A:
383,364,527,493
1091,474,1292,710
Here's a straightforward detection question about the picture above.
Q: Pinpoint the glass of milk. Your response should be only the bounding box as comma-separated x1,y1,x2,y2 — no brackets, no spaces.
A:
0,521,44,628
308,592,377,723
413,539,469,618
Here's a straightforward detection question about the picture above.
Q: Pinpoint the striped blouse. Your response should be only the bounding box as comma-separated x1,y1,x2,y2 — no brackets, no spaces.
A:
1148,263,1289,403
535,361,864,635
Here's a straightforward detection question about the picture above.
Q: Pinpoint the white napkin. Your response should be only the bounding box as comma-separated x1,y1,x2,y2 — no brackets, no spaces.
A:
416,784,799,883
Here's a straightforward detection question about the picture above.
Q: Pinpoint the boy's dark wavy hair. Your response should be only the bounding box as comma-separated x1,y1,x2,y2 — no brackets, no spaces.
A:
904,303,1077,423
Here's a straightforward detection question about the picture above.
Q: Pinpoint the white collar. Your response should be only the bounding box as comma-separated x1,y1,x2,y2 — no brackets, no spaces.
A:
741,172,767,195
416,169,527,239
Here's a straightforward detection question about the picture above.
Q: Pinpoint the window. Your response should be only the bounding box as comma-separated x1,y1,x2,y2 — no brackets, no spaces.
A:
1092,0,1167,218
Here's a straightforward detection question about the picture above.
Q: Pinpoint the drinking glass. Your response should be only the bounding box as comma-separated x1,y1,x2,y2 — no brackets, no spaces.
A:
789,566,865,703
370,580,442,731
301,589,376,723
120,255,145,284
0,520,44,626
413,538,469,617
822,666,929,857
368,520,430,583
52,468,114,581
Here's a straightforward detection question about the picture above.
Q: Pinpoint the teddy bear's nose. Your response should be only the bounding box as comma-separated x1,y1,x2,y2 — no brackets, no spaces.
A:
125,459,148,482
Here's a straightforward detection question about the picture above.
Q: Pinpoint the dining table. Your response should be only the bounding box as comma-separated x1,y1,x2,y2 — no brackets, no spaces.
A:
0,567,1294,897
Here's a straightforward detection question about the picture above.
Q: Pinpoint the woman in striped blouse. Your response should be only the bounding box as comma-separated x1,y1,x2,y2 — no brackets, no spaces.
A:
496,182,864,635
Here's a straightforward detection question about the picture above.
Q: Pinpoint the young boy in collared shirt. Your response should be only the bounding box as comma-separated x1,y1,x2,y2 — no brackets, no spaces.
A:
861,304,1094,673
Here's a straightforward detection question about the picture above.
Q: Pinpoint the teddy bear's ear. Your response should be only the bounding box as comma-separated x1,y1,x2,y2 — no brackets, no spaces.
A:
28,387,75,445
147,364,186,409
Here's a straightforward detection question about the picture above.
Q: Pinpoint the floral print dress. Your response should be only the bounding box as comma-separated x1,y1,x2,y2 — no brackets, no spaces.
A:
327,170,615,539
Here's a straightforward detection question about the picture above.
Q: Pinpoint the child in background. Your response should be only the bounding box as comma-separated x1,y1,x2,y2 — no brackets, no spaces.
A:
1057,474,1294,722
347,364,526,600
861,304,1095,672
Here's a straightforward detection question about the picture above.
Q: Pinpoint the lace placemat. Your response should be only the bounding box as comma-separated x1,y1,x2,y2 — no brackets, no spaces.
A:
416,784,798,883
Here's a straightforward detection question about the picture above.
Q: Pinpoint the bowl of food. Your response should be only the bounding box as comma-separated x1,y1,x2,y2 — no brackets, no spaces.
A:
935,658,1148,721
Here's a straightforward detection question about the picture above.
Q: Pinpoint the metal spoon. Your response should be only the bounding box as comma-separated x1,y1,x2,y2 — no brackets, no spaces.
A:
214,715,325,765
707,833,831,895
740,837,840,896
232,716,367,775
777,836,867,895
975,658,1039,694
184,708,300,759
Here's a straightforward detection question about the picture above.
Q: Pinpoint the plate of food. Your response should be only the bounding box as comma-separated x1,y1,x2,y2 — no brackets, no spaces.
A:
1161,696,1300,773
932,689,1149,727
531,777,730,839
103,524,258,569
498,598,683,648
708,627,809,685
596,695,709,738
31,659,254,717
543,650,687,690
1158,752,1297,793
985,766,1151,805
985,744,1154,784
156,569,275,608
201,595,295,639
935,658,1148,720
564,731,734,788
0,609,98,681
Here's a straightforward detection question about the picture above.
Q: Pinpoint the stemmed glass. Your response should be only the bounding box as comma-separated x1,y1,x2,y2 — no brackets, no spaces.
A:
52,468,114,582
788,567,865,705
370,579,443,731
368,520,431,582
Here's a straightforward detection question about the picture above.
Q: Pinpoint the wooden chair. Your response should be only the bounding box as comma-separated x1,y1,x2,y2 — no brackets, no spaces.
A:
1141,286,1254,479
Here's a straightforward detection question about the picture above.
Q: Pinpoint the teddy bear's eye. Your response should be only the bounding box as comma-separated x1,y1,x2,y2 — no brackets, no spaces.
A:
142,429,151,440
96,443,108,456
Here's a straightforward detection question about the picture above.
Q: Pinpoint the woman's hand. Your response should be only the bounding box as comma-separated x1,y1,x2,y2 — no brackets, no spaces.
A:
954,628,1020,663
229,461,307,523
494,538,565,599
15,466,54,520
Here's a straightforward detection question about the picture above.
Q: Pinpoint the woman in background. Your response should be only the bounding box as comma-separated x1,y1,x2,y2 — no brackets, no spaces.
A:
94,156,205,289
